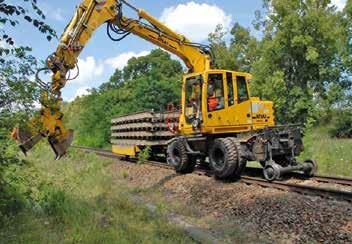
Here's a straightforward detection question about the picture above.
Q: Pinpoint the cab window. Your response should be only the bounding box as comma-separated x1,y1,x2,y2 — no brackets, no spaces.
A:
185,75,202,124
226,72,234,106
207,73,224,112
236,76,249,103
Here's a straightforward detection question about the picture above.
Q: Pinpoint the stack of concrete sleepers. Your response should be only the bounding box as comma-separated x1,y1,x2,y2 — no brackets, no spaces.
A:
111,110,179,157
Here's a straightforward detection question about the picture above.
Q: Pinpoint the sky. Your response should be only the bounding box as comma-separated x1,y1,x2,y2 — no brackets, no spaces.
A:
9,0,347,101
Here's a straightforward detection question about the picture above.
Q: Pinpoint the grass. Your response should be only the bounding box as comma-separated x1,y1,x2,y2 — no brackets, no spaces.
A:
0,145,194,243
2,125,349,243
300,126,352,177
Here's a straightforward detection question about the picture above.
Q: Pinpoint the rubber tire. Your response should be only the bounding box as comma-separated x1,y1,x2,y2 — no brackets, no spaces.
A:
229,138,246,178
167,140,195,173
209,138,239,179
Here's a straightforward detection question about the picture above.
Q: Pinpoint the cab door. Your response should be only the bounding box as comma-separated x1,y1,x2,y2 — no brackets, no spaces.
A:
203,72,227,128
229,74,252,126
178,73,203,135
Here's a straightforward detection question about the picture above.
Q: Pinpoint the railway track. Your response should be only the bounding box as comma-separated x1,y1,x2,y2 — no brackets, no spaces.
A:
71,146,352,202
244,167,352,187
311,175,352,186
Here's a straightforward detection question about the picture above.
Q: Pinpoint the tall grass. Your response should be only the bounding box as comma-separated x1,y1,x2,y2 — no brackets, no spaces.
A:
0,145,194,243
300,126,352,177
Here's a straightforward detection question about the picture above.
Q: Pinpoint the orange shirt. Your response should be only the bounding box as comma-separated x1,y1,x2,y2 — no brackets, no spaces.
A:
208,96,218,111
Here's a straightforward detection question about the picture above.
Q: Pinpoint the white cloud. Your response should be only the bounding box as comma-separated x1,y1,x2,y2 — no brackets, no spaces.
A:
71,56,104,84
70,87,91,101
75,87,91,97
330,0,346,11
160,2,232,42
52,8,65,21
105,51,150,70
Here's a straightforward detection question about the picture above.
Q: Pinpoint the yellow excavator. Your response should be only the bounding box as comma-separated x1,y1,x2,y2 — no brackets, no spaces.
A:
12,0,316,181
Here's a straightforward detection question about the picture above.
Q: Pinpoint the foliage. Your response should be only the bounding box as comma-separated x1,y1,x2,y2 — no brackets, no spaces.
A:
300,126,352,176
63,49,183,148
0,146,194,243
208,1,352,126
329,109,352,138
344,0,352,72
138,147,151,165
0,0,55,219
251,0,351,124
0,0,56,58
0,0,57,118
208,25,239,71
98,69,123,92
208,24,258,72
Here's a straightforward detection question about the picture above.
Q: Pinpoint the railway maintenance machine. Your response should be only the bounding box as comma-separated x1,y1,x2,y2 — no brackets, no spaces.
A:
12,0,317,181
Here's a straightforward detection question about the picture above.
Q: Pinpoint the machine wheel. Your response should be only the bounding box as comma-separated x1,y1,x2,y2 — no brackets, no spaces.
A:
303,159,318,177
167,140,195,173
209,138,239,179
229,138,246,178
263,162,281,181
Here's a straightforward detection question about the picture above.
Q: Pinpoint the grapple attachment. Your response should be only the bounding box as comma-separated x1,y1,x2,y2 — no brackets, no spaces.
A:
12,127,43,156
49,129,74,160
12,127,74,160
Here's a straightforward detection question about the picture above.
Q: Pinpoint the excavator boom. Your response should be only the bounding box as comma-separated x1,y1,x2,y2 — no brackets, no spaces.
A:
12,0,213,159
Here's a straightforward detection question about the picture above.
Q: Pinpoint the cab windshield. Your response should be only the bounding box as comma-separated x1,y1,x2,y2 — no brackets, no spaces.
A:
185,75,202,124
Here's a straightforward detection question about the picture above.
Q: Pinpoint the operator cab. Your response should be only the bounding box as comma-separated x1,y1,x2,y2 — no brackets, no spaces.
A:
179,70,275,135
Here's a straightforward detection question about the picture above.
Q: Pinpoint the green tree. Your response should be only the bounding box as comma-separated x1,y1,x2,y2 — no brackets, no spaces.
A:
251,0,350,124
99,69,123,92
208,24,258,72
0,0,56,219
229,23,259,72
0,0,56,113
123,49,182,81
208,25,239,70
344,0,352,74
64,49,183,148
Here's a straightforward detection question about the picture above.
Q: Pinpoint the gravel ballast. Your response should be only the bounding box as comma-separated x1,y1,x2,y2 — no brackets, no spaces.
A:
110,160,352,243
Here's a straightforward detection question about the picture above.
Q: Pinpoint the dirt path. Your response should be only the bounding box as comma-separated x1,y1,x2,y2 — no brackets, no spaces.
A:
109,160,352,243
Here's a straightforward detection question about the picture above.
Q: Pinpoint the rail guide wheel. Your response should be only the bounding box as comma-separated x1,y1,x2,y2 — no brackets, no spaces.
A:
209,138,244,179
167,140,196,173
303,159,318,177
263,162,282,181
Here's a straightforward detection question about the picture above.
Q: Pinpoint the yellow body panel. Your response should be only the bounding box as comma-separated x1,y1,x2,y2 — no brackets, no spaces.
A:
112,145,141,157
179,70,275,136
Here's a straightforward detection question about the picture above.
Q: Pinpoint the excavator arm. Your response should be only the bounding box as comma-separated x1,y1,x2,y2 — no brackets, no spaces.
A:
113,1,213,73
12,0,119,159
12,0,213,159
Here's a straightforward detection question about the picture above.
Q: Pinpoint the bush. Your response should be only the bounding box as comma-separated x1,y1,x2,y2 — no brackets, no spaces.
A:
0,138,26,222
329,110,352,138
138,146,151,165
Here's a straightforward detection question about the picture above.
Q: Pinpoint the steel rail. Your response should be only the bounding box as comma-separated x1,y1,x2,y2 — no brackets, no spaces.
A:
312,175,352,186
245,167,352,186
71,146,352,202
240,176,352,202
